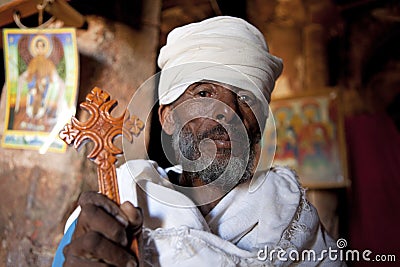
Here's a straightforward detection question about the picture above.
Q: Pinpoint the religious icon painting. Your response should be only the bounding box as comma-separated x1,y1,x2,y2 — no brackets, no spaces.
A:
266,90,350,189
2,28,78,152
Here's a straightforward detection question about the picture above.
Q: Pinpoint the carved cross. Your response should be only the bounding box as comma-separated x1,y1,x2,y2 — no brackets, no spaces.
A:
59,87,144,261
59,86,145,255
59,87,144,204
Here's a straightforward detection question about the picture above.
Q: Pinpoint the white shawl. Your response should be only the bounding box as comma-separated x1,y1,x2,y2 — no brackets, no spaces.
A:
108,160,345,266
64,160,345,266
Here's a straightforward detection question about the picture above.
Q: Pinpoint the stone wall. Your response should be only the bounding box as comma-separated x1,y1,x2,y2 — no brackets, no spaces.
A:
0,1,160,266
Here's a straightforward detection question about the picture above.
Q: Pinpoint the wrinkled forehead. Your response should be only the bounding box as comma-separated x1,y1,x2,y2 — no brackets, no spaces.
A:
199,80,244,93
181,80,261,101
170,80,269,128
157,61,275,106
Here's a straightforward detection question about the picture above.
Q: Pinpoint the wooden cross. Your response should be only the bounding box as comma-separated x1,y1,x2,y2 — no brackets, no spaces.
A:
59,86,144,260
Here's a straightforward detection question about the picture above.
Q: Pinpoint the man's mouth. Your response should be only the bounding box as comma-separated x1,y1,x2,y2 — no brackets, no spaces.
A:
200,136,247,158
195,124,250,157
213,139,231,148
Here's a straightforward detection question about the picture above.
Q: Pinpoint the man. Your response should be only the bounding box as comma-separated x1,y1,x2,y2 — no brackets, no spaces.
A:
53,16,345,266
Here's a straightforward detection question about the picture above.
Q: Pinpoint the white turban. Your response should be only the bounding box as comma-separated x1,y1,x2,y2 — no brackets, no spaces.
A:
157,16,283,105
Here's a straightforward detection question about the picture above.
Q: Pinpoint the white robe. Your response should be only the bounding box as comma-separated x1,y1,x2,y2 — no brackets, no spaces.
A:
65,160,346,266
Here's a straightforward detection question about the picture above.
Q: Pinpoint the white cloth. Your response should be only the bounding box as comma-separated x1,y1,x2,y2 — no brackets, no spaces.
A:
157,16,283,105
123,160,342,266
65,160,345,266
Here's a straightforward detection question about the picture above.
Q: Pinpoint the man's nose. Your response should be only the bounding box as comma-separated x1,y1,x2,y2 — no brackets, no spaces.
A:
212,100,237,124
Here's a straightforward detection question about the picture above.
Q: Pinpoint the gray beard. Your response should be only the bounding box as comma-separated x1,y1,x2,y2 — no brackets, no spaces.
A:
172,126,257,188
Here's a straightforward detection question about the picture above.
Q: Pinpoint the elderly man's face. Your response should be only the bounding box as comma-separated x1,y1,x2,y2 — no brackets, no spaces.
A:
159,82,264,188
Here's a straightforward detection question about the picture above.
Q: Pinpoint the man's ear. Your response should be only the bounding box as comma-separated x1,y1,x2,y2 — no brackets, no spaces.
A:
158,105,175,135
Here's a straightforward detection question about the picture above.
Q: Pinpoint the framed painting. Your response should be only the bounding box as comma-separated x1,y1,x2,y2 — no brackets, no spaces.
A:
2,28,78,153
268,90,349,188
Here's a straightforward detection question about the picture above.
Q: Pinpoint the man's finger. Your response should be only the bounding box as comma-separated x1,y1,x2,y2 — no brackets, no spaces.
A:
78,191,129,227
120,201,142,228
63,255,109,267
65,231,137,267
78,203,128,246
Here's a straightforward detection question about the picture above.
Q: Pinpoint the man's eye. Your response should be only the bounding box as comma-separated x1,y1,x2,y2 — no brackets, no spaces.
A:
238,95,248,101
197,91,211,97
238,94,255,106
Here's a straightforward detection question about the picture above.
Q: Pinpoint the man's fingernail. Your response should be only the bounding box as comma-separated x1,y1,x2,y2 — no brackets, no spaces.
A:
116,214,128,227
121,235,128,246
127,260,137,267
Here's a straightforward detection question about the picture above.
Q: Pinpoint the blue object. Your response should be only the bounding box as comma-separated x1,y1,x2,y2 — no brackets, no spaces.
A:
52,220,76,267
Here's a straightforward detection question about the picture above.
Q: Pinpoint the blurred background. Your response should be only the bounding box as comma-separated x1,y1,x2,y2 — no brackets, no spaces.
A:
0,0,399,266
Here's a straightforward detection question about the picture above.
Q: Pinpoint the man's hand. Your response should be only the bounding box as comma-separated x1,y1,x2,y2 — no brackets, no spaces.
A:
63,191,142,267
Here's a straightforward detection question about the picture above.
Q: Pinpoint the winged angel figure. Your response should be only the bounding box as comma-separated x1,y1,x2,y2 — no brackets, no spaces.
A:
15,34,66,127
